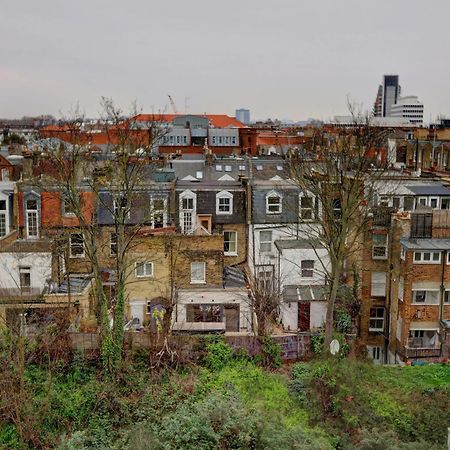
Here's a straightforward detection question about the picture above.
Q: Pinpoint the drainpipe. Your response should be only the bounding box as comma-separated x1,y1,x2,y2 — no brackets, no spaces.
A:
385,220,394,364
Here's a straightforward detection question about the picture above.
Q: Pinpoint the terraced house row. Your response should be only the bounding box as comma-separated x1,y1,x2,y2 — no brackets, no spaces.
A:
1,113,450,365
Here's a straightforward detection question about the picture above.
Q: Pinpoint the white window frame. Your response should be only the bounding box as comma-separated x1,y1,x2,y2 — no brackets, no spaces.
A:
223,231,237,256
301,260,314,278
179,190,196,234
371,271,387,297
299,193,317,221
25,198,39,239
69,233,85,258
151,197,167,229
412,289,439,305
372,234,388,260
113,196,130,219
216,191,233,215
190,262,206,284
417,196,427,207
369,307,385,332
259,230,272,253
135,261,154,278
110,232,118,256
224,165,232,172
62,195,76,216
196,171,203,179
429,197,439,209
413,251,441,264
266,191,282,214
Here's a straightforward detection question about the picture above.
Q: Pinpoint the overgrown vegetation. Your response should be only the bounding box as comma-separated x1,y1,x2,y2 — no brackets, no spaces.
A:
0,335,448,449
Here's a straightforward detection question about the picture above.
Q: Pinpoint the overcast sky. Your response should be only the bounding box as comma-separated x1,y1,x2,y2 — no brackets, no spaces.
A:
1,0,449,122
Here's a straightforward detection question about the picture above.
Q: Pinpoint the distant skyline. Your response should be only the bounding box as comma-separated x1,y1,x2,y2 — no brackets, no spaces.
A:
1,0,449,122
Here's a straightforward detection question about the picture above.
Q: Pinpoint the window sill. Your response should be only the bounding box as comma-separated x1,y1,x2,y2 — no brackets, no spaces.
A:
413,262,441,265
411,303,439,306
216,211,232,215
224,252,238,257
69,255,85,259
372,256,388,260
190,281,206,285
266,211,281,215
135,275,154,279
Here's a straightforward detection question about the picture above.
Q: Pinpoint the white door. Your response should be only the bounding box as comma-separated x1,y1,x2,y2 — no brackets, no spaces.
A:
130,301,144,325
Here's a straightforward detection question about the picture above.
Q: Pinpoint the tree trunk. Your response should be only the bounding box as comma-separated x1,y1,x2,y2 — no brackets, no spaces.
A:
324,262,342,350
112,284,125,369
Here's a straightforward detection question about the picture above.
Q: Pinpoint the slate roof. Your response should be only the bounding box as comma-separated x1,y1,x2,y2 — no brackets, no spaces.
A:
400,238,450,251
406,184,450,196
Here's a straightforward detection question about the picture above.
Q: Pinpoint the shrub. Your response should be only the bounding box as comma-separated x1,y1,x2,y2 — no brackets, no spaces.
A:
202,338,233,371
260,336,282,368
335,310,352,333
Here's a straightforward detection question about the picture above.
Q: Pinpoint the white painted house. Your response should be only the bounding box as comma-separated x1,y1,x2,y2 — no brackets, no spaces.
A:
275,239,330,332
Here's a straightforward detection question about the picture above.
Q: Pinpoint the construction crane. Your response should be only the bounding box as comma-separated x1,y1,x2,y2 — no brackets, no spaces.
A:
167,95,178,114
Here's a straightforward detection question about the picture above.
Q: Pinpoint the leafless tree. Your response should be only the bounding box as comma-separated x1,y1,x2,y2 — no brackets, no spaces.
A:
290,110,390,349
33,99,168,372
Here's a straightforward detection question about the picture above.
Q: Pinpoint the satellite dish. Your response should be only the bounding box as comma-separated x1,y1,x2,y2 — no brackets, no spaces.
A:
330,339,340,355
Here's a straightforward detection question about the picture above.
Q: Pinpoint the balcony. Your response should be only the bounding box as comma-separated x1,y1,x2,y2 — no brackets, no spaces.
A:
398,345,441,359
397,337,442,359
371,207,394,227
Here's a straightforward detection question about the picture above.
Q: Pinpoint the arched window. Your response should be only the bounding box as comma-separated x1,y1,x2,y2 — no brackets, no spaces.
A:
216,191,233,215
266,191,282,214
179,190,196,233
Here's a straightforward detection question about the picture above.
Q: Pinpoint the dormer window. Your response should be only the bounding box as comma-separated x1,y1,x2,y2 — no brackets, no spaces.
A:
25,198,39,238
151,198,166,228
266,191,282,214
180,190,196,233
216,191,233,215
300,194,318,221
113,195,129,219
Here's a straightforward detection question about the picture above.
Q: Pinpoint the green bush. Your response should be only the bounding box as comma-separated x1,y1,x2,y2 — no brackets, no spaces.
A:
335,310,352,333
124,391,258,450
259,336,282,368
202,338,233,371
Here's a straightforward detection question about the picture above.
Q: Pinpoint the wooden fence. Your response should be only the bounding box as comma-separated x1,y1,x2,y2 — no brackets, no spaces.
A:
68,332,314,361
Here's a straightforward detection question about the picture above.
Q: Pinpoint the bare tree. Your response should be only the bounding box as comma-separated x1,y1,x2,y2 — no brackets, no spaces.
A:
34,99,168,372
290,111,390,349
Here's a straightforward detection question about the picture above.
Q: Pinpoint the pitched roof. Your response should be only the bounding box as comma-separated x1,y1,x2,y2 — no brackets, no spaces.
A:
134,114,245,128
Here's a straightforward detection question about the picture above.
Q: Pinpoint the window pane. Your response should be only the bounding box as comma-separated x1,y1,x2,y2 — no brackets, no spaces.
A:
191,262,205,282
0,212,6,237
26,199,37,210
70,233,84,256
224,231,236,254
